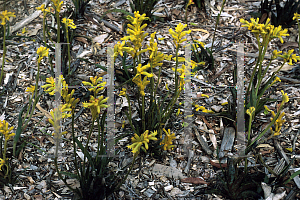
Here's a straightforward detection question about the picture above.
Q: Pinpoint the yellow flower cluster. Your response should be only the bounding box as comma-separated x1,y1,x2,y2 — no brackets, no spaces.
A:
0,10,16,26
36,4,50,15
240,18,289,43
160,129,176,151
132,64,152,96
82,95,108,119
26,85,36,94
82,76,106,97
194,104,214,113
42,75,79,108
169,23,191,48
293,13,300,20
246,107,255,117
0,158,5,171
49,104,72,137
120,11,149,59
278,49,300,65
51,0,63,13
265,106,286,136
119,88,126,96
37,46,49,63
62,18,76,30
127,130,158,154
147,32,165,68
0,120,15,141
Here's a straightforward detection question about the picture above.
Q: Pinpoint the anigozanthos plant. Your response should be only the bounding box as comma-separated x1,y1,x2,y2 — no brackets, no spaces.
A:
36,4,51,46
0,10,16,88
127,130,158,155
51,0,63,43
114,13,192,155
62,18,76,74
0,120,15,181
160,129,176,151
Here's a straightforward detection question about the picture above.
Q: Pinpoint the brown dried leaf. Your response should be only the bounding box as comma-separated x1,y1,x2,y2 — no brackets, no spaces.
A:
75,37,89,45
181,177,208,185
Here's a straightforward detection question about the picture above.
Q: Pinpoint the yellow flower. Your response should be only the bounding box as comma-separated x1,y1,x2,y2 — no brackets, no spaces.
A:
0,120,15,141
62,18,76,29
272,50,282,59
281,90,289,103
294,13,300,20
147,32,165,68
270,111,286,136
82,95,109,119
26,85,36,94
201,94,209,98
121,11,149,59
22,27,28,34
221,102,228,106
246,107,255,117
136,64,153,78
160,129,176,151
0,158,5,171
51,0,63,13
113,41,126,60
120,88,126,96
37,46,49,63
82,76,106,96
127,130,158,154
279,49,300,65
132,75,150,96
0,10,16,25
187,0,194,6
36,4,50,15
169,23,191,48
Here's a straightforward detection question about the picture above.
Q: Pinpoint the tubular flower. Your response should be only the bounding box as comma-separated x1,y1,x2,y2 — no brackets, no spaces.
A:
82,76,106,96
26,85,36,94
132,75,151,96
37,46,49,63
187,0,195,6
113,41,129,60
279,49,300,65
147,32,165,68
172,63,186,90
36,4,50,15
240,18,289,43
272,50,282,59
120,88,126,96
62,18,76,30
169,23,191,48
281,90,289,103
246,107,256,117
160,129,176,151
136,64,153,78
192,40,205,50
48,104,71,137
0,158,5,171
82,95,109,119
0,120,15,141
42,75,65,95
270,111,286,136
51,0,63,13
201,94,209,98
127,130,158,154
0,10,16,25
121,11,149,59
293,13,300,20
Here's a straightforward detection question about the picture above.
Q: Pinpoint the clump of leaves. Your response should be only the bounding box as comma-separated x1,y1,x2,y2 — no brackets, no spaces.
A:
209,157,263,200
254,0,300,28
130,0,159,22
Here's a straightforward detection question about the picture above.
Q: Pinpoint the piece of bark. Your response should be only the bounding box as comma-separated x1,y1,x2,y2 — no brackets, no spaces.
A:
11,0,50,34
181,177,208,185
193,126,212,155
218,127,235,159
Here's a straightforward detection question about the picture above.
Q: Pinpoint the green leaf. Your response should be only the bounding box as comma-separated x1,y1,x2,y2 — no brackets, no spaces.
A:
60,171,79,179
74,137,94,166
13,103,28,157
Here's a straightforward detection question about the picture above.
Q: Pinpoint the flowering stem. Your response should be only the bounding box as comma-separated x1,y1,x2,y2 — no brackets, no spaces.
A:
297,19,300,50
0,24,6,87
71,109,79,176
245,103,285,155
142,96,145,132
65,29,71,74
125,95,136,133
174,46,179,91
83,116,95,176
211,0,226,53
256,38,270,95
56,12,60,43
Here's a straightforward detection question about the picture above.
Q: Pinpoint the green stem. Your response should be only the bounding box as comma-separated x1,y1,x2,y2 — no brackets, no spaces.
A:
142,96,145,132
174,46,179,92
83,116,95,176
56,12,60,43
71,109,79,177
125,94,136,133
66,29,71,74
0,24,6,87
211,0,226,53
298,20,300,50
